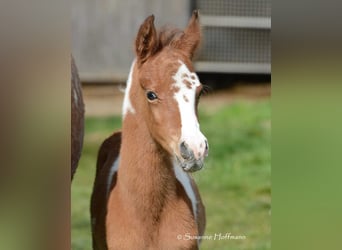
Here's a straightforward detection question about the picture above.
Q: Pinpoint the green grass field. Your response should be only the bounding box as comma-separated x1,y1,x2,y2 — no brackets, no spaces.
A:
72,100,271,250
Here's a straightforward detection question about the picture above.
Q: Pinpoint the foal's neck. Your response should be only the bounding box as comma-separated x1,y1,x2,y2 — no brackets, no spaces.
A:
118,113,177,221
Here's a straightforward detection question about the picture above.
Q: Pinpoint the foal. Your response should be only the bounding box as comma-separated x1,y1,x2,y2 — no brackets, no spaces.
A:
91,11,208,250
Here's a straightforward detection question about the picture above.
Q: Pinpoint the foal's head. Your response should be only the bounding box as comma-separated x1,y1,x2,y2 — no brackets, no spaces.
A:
123,11,208,172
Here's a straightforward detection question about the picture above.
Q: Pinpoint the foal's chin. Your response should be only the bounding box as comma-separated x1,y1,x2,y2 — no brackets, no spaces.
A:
176,157,204,172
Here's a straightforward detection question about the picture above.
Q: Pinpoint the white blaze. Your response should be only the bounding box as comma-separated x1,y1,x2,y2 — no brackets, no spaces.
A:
172,60,207,159
122,60,136,117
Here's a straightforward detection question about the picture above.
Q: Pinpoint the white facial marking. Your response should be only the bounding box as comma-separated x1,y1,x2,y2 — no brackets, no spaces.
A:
122,60,136,117
173,60,207,160
107,157,120,197
173,161,197,221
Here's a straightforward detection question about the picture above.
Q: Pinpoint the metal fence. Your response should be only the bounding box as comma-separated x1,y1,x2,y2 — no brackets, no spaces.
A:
72,0,271,82
195,0,271,73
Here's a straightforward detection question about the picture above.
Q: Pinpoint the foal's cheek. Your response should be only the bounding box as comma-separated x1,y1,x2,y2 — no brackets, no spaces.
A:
150,106,163,126
151,106,173,139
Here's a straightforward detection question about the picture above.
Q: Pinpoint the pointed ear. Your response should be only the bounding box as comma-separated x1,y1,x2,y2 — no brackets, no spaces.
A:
135,15,158,65
174,10,201,59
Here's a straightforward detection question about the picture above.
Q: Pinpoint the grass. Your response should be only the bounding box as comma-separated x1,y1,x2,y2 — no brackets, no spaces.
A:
71,99,271,250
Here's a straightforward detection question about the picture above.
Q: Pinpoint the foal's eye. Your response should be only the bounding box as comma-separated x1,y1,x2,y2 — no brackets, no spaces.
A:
146,91,158,101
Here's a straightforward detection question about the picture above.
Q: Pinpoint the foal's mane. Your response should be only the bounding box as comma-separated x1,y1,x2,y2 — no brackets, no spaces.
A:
157,26,184,50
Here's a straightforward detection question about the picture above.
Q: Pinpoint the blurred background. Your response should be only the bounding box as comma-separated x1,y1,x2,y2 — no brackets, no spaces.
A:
72,0,271,249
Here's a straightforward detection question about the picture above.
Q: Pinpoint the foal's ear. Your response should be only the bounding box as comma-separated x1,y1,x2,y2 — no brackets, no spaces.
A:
135,15,158,65
174,10,201,59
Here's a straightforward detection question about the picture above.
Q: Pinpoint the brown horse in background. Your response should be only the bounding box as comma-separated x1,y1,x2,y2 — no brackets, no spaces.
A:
71,56,84,180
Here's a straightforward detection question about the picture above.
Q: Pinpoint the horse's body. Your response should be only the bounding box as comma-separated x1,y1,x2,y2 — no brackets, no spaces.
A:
71,55,84,180
91,11,208,250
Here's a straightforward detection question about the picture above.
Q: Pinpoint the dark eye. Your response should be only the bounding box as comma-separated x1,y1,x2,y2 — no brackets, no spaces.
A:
146,91,158,101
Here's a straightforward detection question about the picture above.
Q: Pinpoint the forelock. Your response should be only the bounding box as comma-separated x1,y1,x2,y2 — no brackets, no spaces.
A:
157,26,184,49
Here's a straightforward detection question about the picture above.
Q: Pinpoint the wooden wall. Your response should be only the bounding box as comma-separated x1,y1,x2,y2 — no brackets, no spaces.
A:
72,0,190,82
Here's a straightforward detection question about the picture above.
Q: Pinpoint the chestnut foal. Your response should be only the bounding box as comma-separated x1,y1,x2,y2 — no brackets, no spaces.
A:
91,11,208,250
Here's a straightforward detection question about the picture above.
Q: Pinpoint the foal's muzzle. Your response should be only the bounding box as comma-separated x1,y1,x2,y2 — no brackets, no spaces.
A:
178,140,209,172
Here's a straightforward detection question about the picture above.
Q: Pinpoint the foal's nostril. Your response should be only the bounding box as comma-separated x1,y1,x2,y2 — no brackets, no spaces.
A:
204,140,209,156
180,141,192,160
